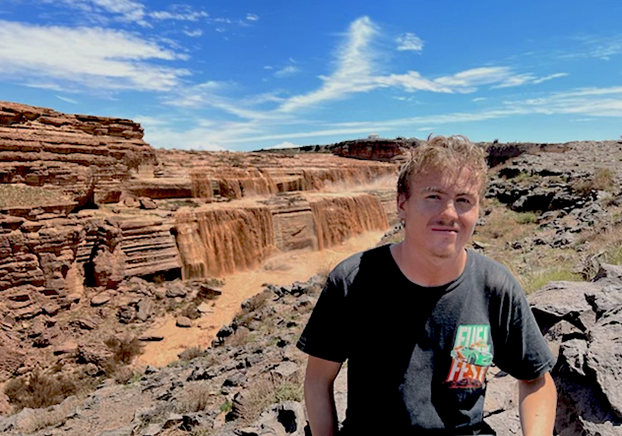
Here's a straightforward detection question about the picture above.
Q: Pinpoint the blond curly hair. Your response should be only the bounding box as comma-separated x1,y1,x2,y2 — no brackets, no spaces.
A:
397,135,488,199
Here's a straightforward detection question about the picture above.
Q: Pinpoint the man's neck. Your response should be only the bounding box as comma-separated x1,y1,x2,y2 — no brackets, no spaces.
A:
390,242,468,287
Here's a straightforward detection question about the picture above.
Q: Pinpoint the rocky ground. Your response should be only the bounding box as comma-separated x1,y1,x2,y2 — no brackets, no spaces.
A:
1,262,621,436
2,101,622,436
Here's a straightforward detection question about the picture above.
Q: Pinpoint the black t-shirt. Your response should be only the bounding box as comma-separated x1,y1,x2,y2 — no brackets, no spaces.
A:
297,245,555,435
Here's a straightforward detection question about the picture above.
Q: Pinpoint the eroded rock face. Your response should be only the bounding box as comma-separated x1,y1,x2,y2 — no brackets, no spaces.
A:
329,137,420,162
0,101,156,207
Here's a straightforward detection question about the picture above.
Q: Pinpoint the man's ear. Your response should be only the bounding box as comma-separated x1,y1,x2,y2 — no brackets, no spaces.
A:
397,193,407,220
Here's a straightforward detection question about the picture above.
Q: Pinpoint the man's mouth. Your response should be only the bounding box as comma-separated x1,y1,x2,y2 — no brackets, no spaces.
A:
431,227,458,233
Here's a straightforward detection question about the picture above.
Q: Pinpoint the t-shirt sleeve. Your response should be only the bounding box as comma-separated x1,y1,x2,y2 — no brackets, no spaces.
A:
296,271,349,363
491,275,557,380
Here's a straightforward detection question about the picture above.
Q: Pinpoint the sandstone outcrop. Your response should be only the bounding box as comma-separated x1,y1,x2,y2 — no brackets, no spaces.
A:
0,101,156,206
0,102,397,339
328,137,420,162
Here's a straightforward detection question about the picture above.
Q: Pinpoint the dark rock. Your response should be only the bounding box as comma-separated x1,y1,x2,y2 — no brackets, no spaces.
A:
223,371,247,387
139,334,164,342
217,324,235,339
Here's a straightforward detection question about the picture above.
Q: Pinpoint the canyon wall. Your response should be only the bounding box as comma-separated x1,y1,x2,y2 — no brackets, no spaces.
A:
0,101,398,324
0,101,156,206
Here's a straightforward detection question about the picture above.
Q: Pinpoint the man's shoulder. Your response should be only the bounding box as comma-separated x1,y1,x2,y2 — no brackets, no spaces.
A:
467,249,522,295
329,244,391,283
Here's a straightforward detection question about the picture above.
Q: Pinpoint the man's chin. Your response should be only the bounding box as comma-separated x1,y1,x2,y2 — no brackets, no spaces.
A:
428,245,463,260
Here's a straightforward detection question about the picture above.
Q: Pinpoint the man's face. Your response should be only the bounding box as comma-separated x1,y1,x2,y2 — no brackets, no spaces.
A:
397,168,480,260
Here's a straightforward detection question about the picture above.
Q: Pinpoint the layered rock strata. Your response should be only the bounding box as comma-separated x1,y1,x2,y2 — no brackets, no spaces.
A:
0,101,156,206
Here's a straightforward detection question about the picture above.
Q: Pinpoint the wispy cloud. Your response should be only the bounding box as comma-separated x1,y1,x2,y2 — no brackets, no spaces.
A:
274,65,300,78
47,0,210,27
278,16,381,112
53,0,148,25
276,17,546,113
562,34,622,61
246,13,259,21
532,72,568,84
183,29,203,37
0,20,189,91
396,32,424,52
150,10,209,22
56,95,78,104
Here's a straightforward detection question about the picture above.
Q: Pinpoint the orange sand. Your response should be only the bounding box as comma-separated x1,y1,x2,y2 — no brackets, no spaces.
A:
136,231,385,367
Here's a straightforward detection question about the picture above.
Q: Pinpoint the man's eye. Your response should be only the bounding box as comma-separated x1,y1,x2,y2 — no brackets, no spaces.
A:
457,198,471,204
426,195,440,200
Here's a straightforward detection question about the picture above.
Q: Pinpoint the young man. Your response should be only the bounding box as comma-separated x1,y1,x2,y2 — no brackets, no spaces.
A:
297,136,557,435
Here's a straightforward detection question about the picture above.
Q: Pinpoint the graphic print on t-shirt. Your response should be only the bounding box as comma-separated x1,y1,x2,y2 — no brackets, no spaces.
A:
445,324,492,389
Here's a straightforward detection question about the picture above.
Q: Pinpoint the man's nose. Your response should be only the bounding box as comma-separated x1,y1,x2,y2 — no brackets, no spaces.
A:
439,200,459,220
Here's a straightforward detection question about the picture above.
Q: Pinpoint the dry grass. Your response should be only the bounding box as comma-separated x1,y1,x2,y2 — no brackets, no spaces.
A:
521,265,582,294
176,382,213,413
233,373,304,424
572,167,617,194
0,184,70,208
227,328,254,347
4,371,78,410
475,200,538,243
178,346,204,361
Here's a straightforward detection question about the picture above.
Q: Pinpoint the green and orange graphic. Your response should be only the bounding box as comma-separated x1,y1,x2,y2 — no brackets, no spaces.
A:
445,325,492,389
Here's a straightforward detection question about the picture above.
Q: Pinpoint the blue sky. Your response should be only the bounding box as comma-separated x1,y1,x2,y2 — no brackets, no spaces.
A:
1,1,622,151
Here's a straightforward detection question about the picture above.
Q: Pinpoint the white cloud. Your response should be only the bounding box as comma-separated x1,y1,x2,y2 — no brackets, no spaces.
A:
472,97,487,102
183,29,203,37
277,17,540,113
513,86,622,117
434,67,518,90
563,34,622,60
53,0,148,25
274,65,300,78
0,20,189,92
56,95,78,104
150,10,209,21
396,32,424,52
532,72,568,84
492,71,568,89
246,13,259,21
278,16,380,112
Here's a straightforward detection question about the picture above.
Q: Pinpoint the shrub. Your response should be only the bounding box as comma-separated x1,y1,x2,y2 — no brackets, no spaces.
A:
515,211,539,225
4,371,78,410
592,167,616,191
104,335,144,366
178,346,204,361
232,376,304,424
572,167,616,194
177,382,212,413
220,400,233,413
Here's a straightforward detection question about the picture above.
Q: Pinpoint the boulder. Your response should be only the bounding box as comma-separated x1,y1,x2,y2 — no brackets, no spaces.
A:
91,292,113,307
176,316,192,328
